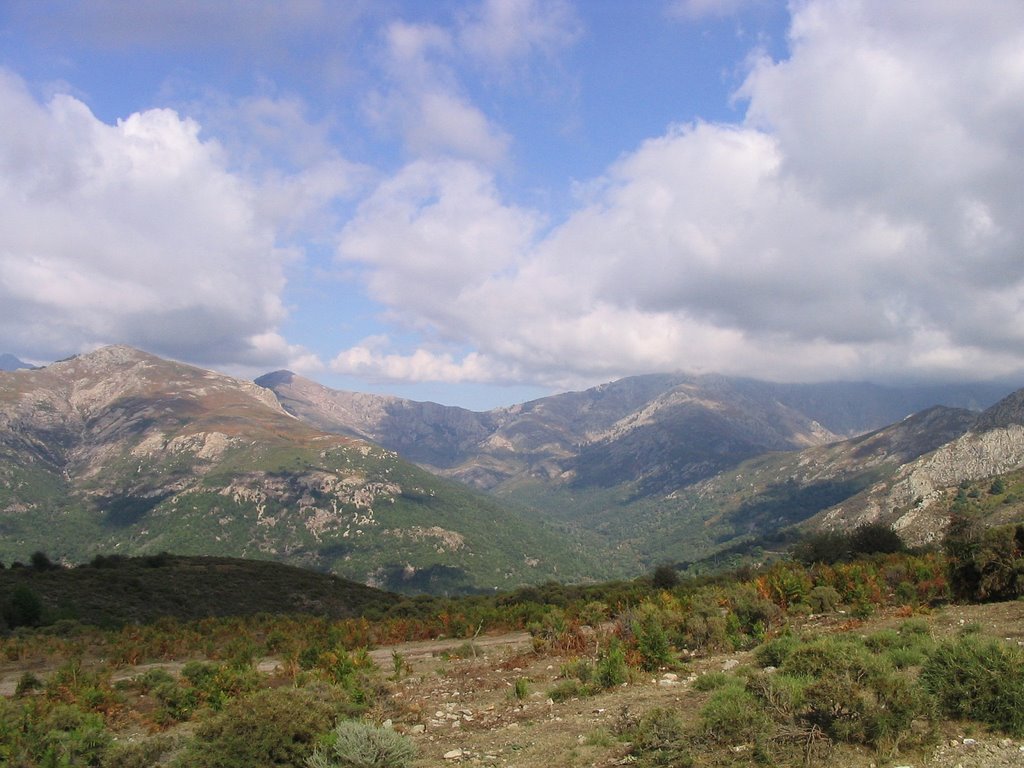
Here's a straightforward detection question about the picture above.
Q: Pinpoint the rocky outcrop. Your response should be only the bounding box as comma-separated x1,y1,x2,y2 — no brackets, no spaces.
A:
819,390,1024,545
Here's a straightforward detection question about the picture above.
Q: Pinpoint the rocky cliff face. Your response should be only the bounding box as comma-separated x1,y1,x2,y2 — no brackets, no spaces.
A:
819,391,1024,545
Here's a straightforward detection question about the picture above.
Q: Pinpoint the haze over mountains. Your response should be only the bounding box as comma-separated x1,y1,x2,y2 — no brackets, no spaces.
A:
256,369,1010,494
2,345,1023,593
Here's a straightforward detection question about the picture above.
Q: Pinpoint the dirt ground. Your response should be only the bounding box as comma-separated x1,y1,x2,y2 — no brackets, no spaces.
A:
373,601,1024,768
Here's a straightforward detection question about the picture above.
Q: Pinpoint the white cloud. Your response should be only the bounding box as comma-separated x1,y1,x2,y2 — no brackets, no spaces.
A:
331,340,502,384
0,70,299,366
368,20,511,165
459,0,582,65
334,1,1024,387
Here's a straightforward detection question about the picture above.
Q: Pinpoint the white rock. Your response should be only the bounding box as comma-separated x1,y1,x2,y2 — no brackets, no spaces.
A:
443,748,464,759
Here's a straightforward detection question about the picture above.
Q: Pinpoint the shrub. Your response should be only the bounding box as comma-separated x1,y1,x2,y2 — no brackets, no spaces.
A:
33,703,112,767
626,708,693,767
104,734,185,768
849,523,905,556
692,671,735,692
944,516,1024,601
807,585,841,613
174,685,355,768
4,585,43,628
780,637,932,752
594,638,628,689
651,564,680,591
700,684,771,744
754,633,799,668
630,606,674,671
548,678,586,702
921,634,1024,736
306,720,415,768
511,676,528,700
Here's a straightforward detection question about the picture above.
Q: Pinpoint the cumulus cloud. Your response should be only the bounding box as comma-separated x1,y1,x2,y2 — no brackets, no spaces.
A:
0,70,299,366
335,1,1024,387
367,20,511,165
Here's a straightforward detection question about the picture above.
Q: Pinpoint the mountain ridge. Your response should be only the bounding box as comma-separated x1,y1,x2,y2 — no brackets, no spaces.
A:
0,346,598,593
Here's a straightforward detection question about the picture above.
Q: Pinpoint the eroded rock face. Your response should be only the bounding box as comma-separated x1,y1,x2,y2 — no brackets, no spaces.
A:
820,394,1024,545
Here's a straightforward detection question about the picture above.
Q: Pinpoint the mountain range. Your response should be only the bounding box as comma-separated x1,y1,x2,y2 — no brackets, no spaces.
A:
2,345,1022,591
0,347,598,593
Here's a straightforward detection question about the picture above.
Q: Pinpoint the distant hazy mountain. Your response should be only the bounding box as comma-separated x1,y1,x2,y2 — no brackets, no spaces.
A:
0,353,31,371
257,370,1012,496
0,346,598,593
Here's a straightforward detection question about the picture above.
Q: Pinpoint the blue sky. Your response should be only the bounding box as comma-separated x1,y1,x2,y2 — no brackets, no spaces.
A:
1,1,1023,410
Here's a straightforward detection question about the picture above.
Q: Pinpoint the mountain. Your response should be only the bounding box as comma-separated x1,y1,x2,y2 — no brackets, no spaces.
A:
0,353,31,371
0,346,601,593
815,387,1024,545
626,388,1024,567
622,404,982,565
257,370,1012,523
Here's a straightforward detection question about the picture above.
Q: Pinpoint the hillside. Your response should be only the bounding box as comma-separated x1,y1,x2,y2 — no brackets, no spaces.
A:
0,554,400,627
0,346,601,593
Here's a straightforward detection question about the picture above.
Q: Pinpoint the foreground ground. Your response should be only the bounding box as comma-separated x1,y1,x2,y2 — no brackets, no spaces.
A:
374,601,1024,767
2,600,1022,767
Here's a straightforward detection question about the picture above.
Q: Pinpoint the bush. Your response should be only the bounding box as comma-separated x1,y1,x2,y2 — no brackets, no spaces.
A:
630,606,674,671
594,638,628,689
780,636,932,752
692,671,734,692
4,585,43,628
105,734,185,768
807,585,841,613
945,522,1024,602
700,684,771,744
174,685,355,768
754,633,799,668
307,720,416,768
626,708,693,767
921,634,1024,736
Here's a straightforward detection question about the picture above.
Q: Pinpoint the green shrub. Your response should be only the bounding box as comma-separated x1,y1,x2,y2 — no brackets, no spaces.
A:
780,636,932,752
945,519,1024,601
511,676,528,700
594,638,628,689
808,585,842,613
4,585,43,628
626,708,693,767
104,733,185,768
922,634,1024,736
306,720,416,768
754,633,799,667
174,685,355,768
631,609,674,671
548,678,586,702
700,684,771,743
33,703,112,767
692,671,735,692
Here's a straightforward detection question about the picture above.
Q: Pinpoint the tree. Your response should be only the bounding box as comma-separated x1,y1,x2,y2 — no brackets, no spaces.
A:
4,585,43,628
651,564,679,590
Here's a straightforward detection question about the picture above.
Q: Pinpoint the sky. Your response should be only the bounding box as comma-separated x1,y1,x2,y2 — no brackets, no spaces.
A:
1,1,1023,410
